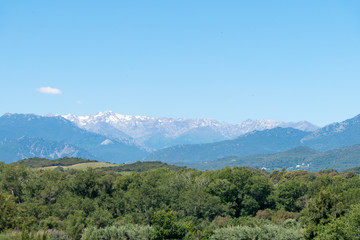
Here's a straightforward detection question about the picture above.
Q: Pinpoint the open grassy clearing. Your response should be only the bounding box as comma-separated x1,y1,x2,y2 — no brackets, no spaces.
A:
41,162,119,170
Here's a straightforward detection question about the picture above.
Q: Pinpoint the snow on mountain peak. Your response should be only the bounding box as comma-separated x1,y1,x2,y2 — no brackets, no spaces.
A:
61,111,319,150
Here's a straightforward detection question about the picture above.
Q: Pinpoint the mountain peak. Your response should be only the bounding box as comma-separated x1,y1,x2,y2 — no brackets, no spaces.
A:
61,111,319,149
300,113,360,151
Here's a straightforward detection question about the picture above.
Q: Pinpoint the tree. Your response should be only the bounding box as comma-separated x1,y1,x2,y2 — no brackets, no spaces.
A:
66,210,87,240
86,208,114,228
317,204,360,240
0,164,30,202
0,192,34,232
303,191,344,239
151,210,186,240
276,180,307,212
70,168,101,199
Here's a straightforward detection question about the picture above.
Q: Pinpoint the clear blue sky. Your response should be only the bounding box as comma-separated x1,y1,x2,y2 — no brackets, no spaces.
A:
1,1,359,126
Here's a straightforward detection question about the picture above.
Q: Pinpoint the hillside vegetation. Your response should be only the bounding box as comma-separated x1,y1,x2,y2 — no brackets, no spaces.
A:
1,161,360,239
192,144,360,172
12,157,185,173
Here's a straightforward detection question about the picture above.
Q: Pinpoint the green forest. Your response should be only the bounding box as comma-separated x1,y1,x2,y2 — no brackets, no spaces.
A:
1,160,360,240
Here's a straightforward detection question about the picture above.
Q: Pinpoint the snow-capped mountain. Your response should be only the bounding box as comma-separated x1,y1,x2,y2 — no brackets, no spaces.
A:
0,113,148,163
62,111,319,149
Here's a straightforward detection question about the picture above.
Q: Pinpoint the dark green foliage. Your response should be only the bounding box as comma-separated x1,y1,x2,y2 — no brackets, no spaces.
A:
275,180,307,212
70,168,101,198
303,191,344,239
316,204,360,240
86,208,114,228
151,210,186,240
0,164,30,202
1,160,360,239
66,211,87,240
40,216,63,230
0,193,25,231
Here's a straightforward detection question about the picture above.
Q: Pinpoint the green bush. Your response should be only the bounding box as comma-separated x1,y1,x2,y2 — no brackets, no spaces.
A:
81,224,154,240
209,223,303,240
151,210,186,240
46,229,68,240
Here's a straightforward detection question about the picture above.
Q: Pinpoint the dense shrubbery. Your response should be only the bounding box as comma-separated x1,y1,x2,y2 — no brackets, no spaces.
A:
209,221,303,240
81,225,154,240
0,160,360,239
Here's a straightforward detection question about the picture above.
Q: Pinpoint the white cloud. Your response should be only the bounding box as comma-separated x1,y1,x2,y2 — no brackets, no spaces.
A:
36,87,63,95
75,100,83,104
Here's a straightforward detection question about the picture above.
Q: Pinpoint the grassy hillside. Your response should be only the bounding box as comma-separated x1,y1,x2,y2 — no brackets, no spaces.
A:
13,157,97,168
100,161,186,172
43,161,119,170
13,157,185,173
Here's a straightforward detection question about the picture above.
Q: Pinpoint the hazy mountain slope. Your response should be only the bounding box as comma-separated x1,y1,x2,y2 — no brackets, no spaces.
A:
143,126,228,149
0,137,93,163
0,114,148,163
189,146,316,171
302,114,360,151
344,166,360,174
193,144,360,172
145,128,309,164
307,144,360,171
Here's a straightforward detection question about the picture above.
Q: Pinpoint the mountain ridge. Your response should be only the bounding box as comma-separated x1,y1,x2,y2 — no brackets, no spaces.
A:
3,112,360,171
0,113,148,163
301,114,360,151
62,111,319,149
191,144,360,172
145,127,309,163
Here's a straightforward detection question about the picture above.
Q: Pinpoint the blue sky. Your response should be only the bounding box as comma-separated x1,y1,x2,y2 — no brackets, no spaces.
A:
0,1,359,126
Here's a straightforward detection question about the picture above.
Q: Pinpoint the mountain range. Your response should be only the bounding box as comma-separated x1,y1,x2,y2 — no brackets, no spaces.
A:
145,114,360,165
1,112,360,171
144,127,309,163
62,111,318,149
0,114,147,163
